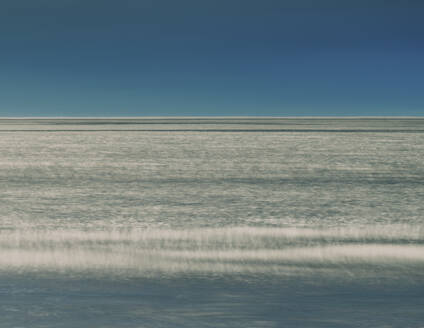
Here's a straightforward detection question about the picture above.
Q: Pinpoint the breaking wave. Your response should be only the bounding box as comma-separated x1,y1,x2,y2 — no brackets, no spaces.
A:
1,226,424,277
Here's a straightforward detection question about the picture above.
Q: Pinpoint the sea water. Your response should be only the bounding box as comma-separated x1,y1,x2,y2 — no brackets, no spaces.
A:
0,118,423,327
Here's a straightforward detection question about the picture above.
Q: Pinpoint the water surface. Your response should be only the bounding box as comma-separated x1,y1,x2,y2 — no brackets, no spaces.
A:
1,118,423,327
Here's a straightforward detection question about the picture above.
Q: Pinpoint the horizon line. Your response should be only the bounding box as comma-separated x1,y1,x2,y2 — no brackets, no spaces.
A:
1,115,424,120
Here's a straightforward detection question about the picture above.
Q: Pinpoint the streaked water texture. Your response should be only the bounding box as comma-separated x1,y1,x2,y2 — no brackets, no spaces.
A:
1,226,424,278
1,118,423,327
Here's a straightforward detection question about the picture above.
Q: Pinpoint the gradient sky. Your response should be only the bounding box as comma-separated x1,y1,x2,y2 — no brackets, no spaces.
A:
1,0,423,116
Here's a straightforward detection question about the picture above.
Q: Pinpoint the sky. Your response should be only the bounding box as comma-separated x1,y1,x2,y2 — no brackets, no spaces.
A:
1,0,423,117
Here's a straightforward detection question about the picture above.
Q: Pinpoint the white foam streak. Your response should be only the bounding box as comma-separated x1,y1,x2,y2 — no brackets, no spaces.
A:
2,225,424,244
1,226,424,275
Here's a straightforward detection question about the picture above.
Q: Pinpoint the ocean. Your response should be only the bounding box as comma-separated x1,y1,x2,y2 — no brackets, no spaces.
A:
1,117,423,327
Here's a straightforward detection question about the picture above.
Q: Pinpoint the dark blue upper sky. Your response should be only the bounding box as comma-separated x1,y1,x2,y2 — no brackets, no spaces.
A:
1,0,423,116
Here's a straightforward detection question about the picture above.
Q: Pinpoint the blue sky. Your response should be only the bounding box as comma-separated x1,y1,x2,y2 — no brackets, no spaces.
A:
1,0,423,116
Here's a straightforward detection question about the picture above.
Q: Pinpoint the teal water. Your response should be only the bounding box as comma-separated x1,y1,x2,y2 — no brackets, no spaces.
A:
0,118,423,327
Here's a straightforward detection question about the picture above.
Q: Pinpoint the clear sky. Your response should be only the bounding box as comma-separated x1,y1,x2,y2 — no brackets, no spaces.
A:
1,0,423,116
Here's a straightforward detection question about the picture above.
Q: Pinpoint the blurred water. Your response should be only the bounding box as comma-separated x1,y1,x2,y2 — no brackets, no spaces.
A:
0,118,423,327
